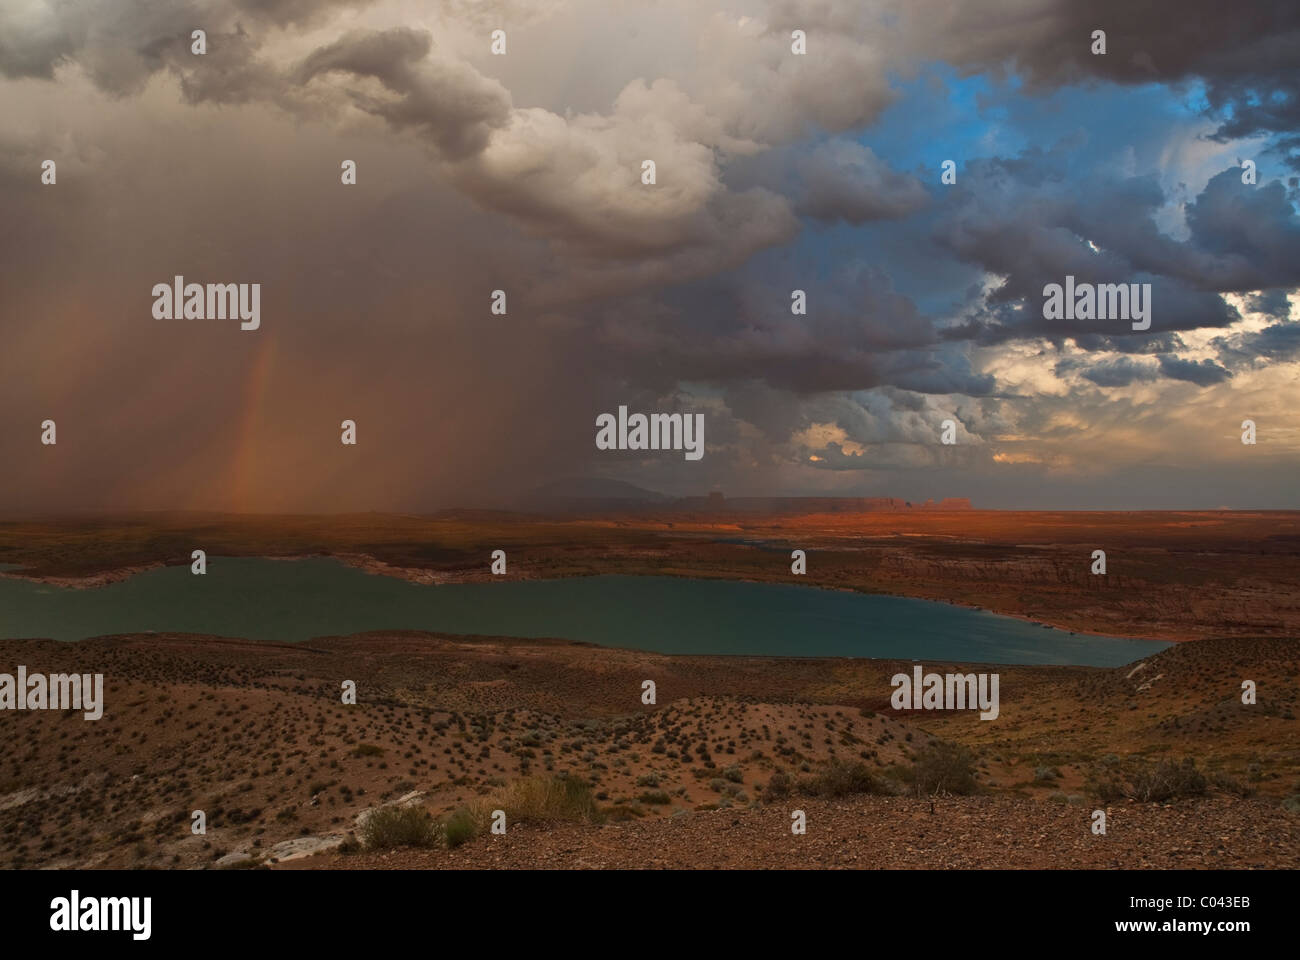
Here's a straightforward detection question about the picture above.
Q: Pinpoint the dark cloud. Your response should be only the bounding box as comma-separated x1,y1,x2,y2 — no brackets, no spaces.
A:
582,265,994,398
1182,170,1300,292
176,26,281,105
901,0,1300,140
2,0,1298,511
1068,332,1187,354
795,141,929,223
293,28,511,160
1061,356,1157,388
1243,321,1300,360
1057,349,1237,388
1157,355,1232,386
930,149,1295,346
1245,289,1293,320
0,0,374,93
1212,317,1300,366
1263,134,1300,173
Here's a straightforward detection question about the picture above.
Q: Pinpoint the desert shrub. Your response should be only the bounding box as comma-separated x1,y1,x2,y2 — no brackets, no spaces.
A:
1209,770,1254,798
353,744,384,758
764,768,794,803
638,790,671,805
444,774,606,847
1129,758,1207,802
1086,777,1128,804
496,774,603,824
635,773,660,788
362,805,439,850
910,742,978,796
723,765,743,783
798,759,879,798
1033,766,1060,782
442,808,480,849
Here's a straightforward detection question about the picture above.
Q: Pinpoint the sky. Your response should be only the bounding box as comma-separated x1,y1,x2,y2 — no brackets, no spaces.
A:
1,0,1298,512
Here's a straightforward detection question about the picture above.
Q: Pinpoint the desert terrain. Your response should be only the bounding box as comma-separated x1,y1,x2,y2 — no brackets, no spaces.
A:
1,629,1295,870
2,509,1297,870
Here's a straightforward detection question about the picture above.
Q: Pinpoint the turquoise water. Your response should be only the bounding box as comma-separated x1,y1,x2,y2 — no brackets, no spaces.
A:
0,557,1170,665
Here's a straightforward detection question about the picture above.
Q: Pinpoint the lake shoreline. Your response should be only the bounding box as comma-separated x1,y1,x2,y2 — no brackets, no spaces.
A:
0,551,1189,645
0,555,1172,665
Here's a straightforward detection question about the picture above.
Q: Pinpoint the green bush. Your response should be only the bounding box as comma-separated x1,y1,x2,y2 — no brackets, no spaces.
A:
442,808,480,849
439,773,605,851
361,805,440,850
798,759,880,798
498,774,602,823
910,742,979,796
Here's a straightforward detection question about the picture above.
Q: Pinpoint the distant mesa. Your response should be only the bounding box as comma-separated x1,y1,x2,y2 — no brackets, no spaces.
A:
673,494,973,514
523,480,971,514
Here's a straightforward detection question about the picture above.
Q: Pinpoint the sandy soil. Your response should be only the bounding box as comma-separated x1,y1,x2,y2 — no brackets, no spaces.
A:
307,795,1299,870
0,631,1295,870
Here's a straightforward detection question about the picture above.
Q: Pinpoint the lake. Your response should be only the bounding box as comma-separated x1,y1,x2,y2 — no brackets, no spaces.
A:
0,557,1170,666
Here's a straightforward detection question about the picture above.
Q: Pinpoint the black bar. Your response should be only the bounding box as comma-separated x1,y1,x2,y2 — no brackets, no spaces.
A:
0,868,1281,946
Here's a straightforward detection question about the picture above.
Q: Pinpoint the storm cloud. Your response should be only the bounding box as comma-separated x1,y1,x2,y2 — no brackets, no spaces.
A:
1,0,1298,511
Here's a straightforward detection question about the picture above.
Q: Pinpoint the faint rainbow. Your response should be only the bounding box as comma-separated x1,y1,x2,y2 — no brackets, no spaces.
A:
227,335,278,512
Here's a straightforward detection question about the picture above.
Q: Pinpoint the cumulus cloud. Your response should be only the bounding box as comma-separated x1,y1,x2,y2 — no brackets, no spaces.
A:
1157,354,1232,385
293,28,511,160
795,140,929,223
896,0,1300,140
927,139,1300,350
3,0,1300,509
1062,356,1158,388
0,0,374,92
